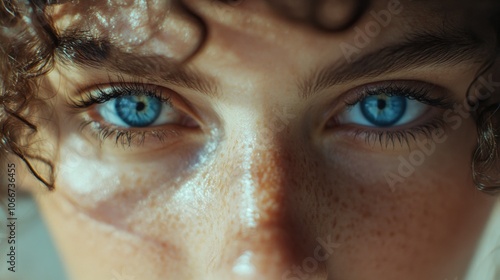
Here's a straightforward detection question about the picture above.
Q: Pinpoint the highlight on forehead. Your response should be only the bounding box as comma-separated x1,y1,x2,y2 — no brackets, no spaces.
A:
46,0,205,59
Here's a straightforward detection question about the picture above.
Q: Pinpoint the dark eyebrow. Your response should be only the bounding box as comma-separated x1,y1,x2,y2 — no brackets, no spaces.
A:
55,31,219,97
299,27,490,98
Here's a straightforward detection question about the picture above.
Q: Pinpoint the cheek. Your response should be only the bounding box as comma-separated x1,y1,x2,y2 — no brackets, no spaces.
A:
37,188,187,279
317,122,495,278
53,131,209,239
46,138,213,278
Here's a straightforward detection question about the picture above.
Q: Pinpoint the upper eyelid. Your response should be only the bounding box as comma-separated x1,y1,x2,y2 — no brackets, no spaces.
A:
341,81,455,109
69,82,174,109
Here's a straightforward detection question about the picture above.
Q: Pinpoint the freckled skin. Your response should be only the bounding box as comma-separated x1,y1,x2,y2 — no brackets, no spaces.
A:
27,0,496,279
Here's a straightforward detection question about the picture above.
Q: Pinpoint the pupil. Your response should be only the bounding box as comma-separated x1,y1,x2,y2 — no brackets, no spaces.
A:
136,102,146,111
377,99,386,110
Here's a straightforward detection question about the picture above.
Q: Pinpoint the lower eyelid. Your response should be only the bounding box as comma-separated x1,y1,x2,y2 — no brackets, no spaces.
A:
325,107,448,149
78,118,192,151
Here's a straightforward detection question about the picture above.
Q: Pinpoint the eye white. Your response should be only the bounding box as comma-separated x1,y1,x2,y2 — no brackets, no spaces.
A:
96,98,182,128
338,98,428,127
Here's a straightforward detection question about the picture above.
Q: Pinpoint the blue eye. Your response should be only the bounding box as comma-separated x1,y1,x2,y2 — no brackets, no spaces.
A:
360,95,406,127
338,93,428,128
114,96,162,127
96,95,184,128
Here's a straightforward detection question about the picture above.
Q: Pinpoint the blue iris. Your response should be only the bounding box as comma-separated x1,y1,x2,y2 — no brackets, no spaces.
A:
114,96,162,127
360,95,406,127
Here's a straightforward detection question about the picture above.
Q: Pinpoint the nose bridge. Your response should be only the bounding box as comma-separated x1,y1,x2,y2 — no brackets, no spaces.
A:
208,122,328,280
229,112,297,230
250,137,290,224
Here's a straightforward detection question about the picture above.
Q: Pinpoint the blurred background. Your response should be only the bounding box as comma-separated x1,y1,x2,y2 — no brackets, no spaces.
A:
0,193,67,280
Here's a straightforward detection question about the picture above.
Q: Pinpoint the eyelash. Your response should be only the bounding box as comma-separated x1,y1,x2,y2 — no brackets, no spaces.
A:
72,82,172,108
345,83,451,108
350,118,447,148
70,82,178,147
341,83,454,148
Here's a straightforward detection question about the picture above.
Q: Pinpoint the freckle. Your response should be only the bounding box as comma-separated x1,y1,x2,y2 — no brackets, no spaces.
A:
423,208,429,216
334,233,341,242
361,210,371,218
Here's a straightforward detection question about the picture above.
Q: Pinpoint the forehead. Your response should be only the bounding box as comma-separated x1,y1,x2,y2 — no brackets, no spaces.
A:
46,0,492,99
46,0,452,45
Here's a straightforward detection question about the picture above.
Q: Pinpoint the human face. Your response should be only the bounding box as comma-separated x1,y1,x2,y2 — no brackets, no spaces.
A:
32,0,496,279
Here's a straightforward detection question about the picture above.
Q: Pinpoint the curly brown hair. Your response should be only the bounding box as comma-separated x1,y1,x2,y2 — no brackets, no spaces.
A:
0,0,59,190
1,0,500,192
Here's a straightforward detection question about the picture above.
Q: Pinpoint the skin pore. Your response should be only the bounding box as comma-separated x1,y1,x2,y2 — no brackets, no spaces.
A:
20,0,497,279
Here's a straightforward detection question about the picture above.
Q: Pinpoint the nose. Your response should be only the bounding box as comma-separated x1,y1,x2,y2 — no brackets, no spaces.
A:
207,125,330,280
